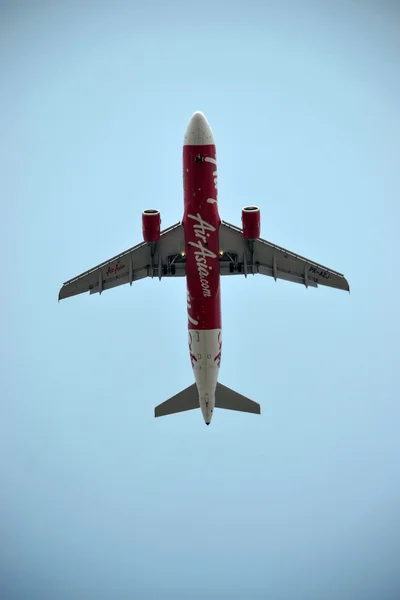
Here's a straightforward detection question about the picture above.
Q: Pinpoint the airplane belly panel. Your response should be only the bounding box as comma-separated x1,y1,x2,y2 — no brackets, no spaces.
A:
182,143,221,331
188,328,221,424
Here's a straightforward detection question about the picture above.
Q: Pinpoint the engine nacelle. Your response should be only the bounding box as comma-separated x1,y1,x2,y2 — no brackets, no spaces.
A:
242,206,260,239
142,209,161,243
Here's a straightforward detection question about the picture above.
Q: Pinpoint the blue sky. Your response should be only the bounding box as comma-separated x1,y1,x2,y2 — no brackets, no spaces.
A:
1,1,399,598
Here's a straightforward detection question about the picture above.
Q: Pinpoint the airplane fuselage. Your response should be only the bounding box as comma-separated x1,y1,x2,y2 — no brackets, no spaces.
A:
182,119,221,425
58,110,348,426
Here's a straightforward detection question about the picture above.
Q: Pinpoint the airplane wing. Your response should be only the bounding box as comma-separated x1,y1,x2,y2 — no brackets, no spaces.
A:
219,221,349,291
59,222,186,300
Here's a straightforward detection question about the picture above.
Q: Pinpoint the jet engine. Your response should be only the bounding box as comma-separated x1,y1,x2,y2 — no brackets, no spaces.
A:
242,206,260,239
142,209,161,243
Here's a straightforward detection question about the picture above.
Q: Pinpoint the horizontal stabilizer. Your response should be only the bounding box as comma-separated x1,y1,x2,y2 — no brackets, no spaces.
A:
215,383,260,414
154,384,199,418
154,382,260,419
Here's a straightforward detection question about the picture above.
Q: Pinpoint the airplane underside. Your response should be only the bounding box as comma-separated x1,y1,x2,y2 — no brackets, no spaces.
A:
58,111,349,425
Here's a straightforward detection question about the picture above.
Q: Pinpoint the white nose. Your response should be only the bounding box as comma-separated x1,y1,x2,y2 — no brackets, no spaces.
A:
184,111,215,146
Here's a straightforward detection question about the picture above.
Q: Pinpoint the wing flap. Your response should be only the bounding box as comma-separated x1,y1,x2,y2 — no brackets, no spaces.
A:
88,271,147,295
258,265,318,287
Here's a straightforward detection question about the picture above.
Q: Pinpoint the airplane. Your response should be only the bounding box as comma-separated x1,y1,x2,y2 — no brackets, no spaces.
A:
59,111,349,425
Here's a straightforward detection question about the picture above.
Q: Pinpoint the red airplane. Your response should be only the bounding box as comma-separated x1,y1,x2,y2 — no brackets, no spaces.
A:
59,112,349,425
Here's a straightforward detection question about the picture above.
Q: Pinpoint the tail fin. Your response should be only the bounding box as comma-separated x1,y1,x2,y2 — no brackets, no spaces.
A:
154,384,199,418
154,382,260,418
215,383,261,414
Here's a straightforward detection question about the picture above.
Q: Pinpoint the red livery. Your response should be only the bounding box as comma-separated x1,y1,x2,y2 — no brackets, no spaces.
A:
59,111,349,425
182,144,221,331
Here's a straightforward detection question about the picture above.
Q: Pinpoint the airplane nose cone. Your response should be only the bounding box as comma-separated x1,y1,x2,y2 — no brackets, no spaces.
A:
184,111,215,146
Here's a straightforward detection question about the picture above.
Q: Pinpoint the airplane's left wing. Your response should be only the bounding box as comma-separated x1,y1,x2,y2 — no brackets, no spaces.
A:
219,221,349,292
59,222,186,300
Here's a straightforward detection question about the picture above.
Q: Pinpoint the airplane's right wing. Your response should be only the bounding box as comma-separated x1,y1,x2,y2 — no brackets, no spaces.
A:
219,221,349,292
59,222,186,300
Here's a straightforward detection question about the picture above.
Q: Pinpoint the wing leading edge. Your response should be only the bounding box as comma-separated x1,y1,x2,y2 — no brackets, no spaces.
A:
59,222,186,300
218,221,349,292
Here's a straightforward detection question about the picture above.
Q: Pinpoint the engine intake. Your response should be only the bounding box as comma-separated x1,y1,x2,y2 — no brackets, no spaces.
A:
142,209,161,243
242,206,260,239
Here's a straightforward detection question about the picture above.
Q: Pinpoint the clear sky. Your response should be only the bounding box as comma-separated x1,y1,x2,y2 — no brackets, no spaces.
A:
1,1,399,599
